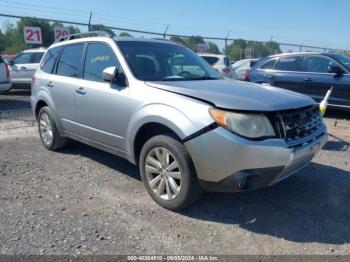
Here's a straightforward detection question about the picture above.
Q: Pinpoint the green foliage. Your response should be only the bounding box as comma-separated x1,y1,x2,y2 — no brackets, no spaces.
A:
0,18,82,54
89,24,115,36
206,41,221,54
227,39,282,61
119,32,133,37
169,36,220,54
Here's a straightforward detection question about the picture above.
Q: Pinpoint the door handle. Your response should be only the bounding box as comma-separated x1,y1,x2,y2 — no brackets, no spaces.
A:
304,77,313,82
76,87,86,95
46,81,54,88
265,74,275,79
21,66,27,70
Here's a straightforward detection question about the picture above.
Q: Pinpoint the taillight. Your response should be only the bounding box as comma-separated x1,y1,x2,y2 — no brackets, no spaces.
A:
243,71,250,81
223,67,231,73
5,63,10,79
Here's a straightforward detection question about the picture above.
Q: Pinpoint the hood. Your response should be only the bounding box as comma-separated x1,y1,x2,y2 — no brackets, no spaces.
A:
146,79,315,111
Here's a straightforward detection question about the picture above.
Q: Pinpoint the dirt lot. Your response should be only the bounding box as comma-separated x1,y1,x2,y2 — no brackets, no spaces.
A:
0,112,350,256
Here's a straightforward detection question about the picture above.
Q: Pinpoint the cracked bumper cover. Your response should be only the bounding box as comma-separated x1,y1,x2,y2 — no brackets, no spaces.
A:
185,126,327,192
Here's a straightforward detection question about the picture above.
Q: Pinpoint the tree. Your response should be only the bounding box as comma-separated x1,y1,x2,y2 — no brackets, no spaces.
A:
206,41,220,54
226,39,281,60
169,36,186,46
119,32,133,37
89,24,115,36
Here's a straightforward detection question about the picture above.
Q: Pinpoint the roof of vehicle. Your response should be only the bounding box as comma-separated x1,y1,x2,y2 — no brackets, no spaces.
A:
198,53,227,57
21,47,47,53
268,52,320,58
50,33,182,49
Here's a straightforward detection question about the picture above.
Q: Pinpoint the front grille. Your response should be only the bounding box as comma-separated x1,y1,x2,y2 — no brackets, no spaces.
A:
272,105,324,147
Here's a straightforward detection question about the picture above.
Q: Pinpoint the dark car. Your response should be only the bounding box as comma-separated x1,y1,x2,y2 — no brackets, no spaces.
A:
247,52,350,111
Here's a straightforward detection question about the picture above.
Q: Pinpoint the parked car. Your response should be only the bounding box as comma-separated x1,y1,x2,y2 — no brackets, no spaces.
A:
8,48,46,88
247,52,350,110
231,58,258,80
199,53,236,79
1,54,16,64
0,56,11,92
31,33,327,210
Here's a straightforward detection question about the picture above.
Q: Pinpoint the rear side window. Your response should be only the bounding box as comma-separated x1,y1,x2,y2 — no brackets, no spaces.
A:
274,56,302,71
56,44,84,77
260,59,276,70
201,56,219,66
32,52,44,63
83,43,120,82
12,52,32,64
304,56,334,73
41,47,62,74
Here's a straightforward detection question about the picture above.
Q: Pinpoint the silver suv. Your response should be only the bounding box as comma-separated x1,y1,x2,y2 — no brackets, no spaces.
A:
31,32,327,210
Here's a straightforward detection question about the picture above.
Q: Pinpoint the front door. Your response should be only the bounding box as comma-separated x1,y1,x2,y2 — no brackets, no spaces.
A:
75,42,129,150
302,55,335,103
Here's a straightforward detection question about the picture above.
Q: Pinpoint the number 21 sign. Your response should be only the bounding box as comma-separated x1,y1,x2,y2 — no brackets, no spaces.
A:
24,26,42,44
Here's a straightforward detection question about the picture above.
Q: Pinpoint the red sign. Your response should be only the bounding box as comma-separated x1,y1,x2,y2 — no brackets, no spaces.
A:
24,26,42,44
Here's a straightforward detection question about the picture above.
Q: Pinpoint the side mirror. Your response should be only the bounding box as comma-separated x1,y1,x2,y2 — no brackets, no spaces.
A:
328,64,344,75
103,66,119,82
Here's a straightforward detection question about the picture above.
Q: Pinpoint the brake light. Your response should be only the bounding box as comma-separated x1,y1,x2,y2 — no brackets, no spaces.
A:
223,67,231,73
243,71,250,81
5,63,10,79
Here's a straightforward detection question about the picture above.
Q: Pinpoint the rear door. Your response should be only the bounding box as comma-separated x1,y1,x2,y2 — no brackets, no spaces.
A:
49,44,84,133
269,56,304,93
302,55,335,103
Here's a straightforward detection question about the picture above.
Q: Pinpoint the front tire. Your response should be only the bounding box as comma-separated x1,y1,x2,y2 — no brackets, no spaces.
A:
139,135,202,210
38,106,68,151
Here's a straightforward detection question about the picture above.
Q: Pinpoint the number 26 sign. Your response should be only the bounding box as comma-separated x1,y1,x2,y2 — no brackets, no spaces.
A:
24,26,42,44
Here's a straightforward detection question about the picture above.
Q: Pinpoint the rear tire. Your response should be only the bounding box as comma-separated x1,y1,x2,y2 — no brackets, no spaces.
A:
38,106,68,151
139,135,202,210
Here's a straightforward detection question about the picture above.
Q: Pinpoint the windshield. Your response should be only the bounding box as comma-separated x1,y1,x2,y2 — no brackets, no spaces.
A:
117,41,220,81
327,54,350,71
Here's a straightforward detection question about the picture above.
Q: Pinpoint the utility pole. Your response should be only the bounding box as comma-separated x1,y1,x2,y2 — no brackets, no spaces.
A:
88,12,92,31
163,25,169,39
225,30,231,59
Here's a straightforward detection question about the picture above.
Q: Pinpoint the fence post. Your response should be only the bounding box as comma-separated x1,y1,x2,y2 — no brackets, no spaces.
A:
88,12,92,31
163,25,169,39
224,31,230,59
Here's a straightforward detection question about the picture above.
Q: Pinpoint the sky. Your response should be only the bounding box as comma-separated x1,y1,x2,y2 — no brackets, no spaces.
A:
0,0,349,51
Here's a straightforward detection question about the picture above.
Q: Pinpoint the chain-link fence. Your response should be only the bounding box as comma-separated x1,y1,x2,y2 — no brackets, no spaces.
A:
0,13,349,129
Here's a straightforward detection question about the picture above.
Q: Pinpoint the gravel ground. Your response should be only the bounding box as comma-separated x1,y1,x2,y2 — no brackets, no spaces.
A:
0,113,349,256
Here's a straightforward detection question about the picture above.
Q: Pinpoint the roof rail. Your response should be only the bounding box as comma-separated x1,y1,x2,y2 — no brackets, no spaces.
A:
55,31,112,42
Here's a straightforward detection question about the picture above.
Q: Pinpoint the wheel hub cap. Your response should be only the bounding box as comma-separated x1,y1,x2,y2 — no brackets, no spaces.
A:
39,112,53,145
145,147,182,200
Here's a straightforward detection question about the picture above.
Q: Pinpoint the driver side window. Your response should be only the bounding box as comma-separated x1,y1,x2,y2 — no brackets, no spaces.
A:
304,56,334,73
83,43,120,82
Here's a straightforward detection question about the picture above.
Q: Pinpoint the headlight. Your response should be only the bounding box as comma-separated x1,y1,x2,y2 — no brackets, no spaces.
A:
209,108,276,139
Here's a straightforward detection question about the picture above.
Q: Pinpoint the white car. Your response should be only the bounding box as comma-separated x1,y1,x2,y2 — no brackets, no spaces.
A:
8,48,46,87
199,53,236,79
0,56,11,92
231,58,258,80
